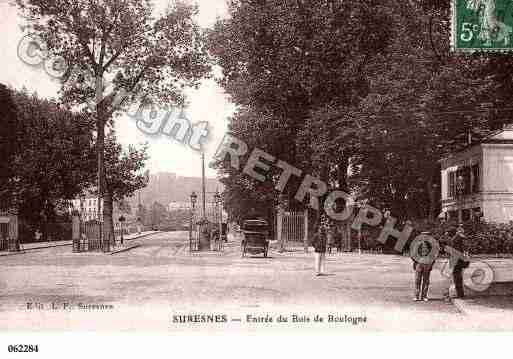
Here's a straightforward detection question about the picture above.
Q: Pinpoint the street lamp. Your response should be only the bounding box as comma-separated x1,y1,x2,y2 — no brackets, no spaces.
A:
191,191,198,210
201,152,206,219
456,175,465,196
213,190,222,251
214,190,221,215
190,191,198,252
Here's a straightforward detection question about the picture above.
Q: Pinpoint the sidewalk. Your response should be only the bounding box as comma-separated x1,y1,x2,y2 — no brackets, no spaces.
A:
0,231,159,256
453,296,513,328
450,258,513,322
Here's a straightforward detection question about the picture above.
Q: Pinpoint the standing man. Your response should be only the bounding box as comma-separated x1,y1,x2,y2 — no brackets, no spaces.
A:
451,225,469,298
311,226,327,276
334,226,343,253
136,217,142,235
412,233,436,302
327,225,335,255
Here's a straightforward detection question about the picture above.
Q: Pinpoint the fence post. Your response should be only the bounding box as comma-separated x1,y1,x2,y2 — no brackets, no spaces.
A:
304,209,309,253
189,210,192,252
346,217,352,252
72,213,81,252
277,207,284,253
8,214,19,252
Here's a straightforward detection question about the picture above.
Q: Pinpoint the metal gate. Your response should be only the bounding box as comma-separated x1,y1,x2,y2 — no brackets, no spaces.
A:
276,210,308,252
189,209,200,251
189,201,224,252
73,214,112,253
0,221,8,251
0,212,19,252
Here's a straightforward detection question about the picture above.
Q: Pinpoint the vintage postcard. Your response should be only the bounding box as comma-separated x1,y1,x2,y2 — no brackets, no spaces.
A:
1,0,513,356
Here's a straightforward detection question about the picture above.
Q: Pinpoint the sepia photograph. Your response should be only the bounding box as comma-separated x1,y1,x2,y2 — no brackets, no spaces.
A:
1,0,513,355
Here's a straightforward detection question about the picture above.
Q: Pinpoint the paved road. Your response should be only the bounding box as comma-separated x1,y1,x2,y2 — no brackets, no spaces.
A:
1,231,510,331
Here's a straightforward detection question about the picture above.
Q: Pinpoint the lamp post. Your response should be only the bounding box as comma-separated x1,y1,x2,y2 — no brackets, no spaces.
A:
201,152,206,219
214,190,221,251
118,215,126,245
190,191,197,252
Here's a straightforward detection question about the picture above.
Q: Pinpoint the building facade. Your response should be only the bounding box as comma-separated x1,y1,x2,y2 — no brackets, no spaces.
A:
440,126,513,223
167,201,190,211
70,196,103,222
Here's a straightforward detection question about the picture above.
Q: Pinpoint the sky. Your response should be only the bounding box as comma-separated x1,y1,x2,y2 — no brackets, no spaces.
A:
0,0,235,178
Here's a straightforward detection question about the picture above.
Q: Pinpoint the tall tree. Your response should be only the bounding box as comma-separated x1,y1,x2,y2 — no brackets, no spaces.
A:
349,1,498,220
103,133,149,241
16,0,211,246
210,0,394,219
0,83,20,211
8,88,96,238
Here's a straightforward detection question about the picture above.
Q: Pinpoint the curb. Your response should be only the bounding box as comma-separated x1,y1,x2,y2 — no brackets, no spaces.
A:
0,232,159,257
122,231,160,242
109,244,141,255
0,242,72,256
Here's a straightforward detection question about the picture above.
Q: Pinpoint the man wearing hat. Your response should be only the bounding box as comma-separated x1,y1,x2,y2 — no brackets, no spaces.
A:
451,225,469,298
311,226,328,276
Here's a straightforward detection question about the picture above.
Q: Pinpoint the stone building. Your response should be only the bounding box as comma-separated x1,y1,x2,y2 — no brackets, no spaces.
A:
440,125,513,223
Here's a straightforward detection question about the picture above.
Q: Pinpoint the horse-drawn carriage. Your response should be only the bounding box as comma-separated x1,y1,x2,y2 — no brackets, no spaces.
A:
241,219,270,257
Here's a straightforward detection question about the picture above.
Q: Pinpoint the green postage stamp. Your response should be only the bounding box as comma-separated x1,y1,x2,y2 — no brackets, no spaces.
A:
452,0,513,51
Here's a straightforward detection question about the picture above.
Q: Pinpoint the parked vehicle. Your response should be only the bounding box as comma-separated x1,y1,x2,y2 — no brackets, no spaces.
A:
241,219,270,257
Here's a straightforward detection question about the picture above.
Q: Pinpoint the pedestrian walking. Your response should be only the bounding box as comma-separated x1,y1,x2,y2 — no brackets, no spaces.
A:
412,233,436,302
333,226,343,252
311,226,327,276
136,217,142,235
327,226,336,254
451,225,470,298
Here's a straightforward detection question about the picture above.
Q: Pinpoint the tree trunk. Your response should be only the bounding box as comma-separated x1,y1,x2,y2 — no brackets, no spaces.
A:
319,165,330,225
97,119,108,249
337,156,349,192
95,72,108,249
103,191,114,247
427,179,436,222
41,197,51,242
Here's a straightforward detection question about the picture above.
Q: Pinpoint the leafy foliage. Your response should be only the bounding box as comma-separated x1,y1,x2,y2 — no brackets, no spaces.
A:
104,133,149,202
210,0,395,222
0,84,20,210
212,1,512,224
8,87,96,225
16,0,211,240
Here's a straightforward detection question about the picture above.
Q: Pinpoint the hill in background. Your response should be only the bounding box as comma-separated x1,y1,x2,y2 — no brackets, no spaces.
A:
128,172,223,209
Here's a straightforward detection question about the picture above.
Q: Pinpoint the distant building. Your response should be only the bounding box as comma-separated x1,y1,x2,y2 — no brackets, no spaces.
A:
70,196,102,222
167,202,190,211
70,194,132,224
440,125,513,223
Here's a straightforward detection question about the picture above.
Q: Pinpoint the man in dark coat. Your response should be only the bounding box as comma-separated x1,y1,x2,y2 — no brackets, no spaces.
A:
311,226,327,276
451,226,469,298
